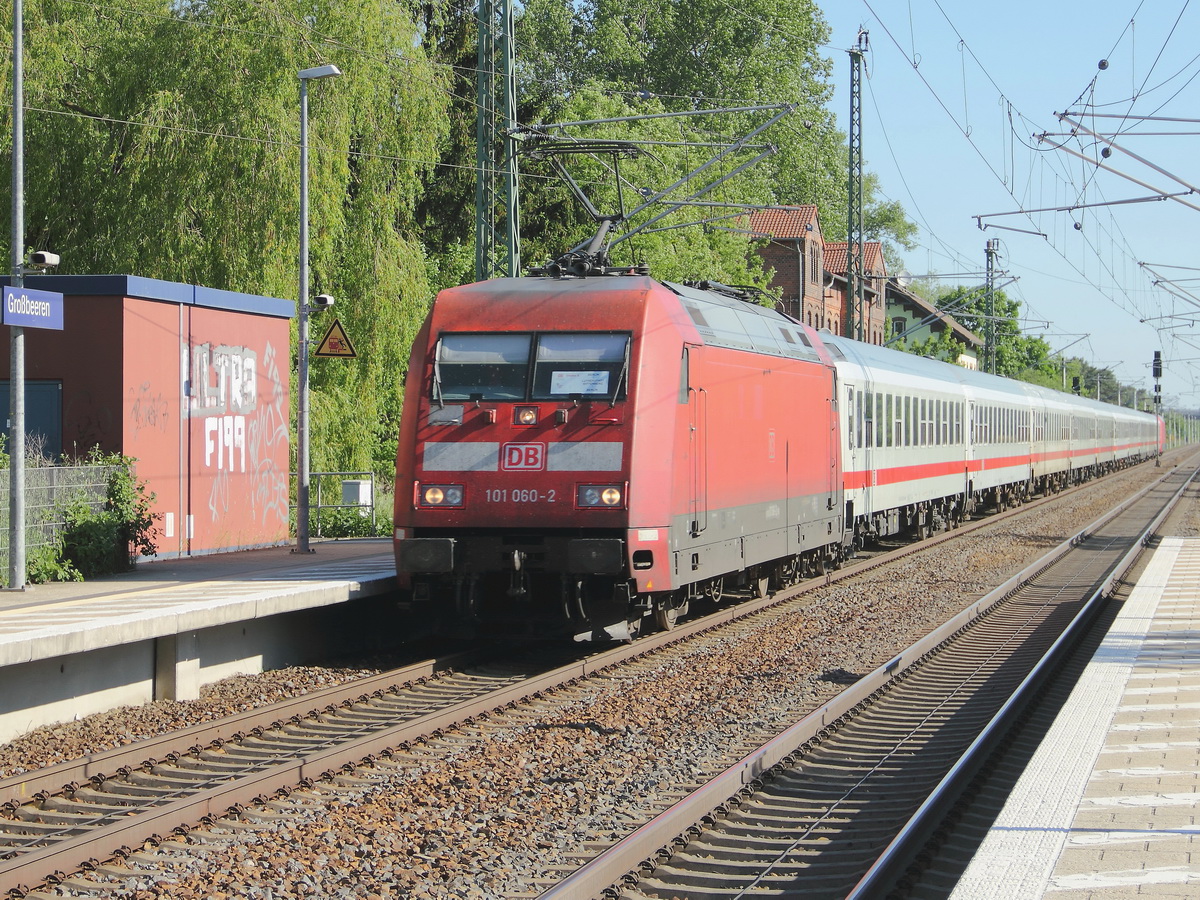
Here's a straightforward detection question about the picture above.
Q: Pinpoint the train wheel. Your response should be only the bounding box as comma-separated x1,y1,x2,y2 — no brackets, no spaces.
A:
654,595,688,631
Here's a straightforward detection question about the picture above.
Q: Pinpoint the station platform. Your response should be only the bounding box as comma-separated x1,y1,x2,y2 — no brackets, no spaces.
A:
0,539,397,743
951,536,1200,898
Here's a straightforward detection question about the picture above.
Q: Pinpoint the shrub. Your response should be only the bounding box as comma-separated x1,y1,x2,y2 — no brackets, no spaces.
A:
59,451,158,578
26,537,82,584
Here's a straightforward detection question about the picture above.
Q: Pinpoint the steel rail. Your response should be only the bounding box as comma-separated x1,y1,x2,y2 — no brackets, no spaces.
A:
846,463,1198,897
0,649,481,809
536,459,1194,899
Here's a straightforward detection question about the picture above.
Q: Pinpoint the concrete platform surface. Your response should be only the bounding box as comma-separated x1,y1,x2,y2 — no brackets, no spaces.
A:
0,539,397,667
950,536,1200,899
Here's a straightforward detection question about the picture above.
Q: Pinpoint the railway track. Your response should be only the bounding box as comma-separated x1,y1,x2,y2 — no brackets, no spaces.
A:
0,649,571,896
0,458,1180,898
898,470,1200,896
538,462,1194,899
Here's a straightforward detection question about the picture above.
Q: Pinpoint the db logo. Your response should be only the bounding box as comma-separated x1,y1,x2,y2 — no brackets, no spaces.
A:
501,442,545,471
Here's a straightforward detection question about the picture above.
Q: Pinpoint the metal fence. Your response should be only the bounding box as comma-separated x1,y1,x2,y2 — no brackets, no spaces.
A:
291,471,379,537
0,465,116,584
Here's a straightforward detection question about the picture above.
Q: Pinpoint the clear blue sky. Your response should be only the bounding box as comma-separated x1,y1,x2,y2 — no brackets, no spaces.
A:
815,0,1199,408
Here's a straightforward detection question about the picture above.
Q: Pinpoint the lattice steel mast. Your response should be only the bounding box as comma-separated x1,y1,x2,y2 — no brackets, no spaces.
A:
846,29,868,341
474,0,520,280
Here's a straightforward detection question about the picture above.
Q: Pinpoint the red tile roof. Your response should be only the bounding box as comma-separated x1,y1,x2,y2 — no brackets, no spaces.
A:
823,241,886,276
748,206,820,239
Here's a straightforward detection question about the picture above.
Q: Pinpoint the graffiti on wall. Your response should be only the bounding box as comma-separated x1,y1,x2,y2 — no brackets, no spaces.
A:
129,381,171,437
246,342,289,527
186,341,288,528
66,390,116,450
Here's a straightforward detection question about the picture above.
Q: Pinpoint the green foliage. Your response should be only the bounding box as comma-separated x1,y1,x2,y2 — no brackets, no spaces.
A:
507,0,917,277
905,328,968,366
4,0,450,478
26,537,82,584
932,286,1055,379
902,286,1147,406
311,505,393,539
59,452,158,579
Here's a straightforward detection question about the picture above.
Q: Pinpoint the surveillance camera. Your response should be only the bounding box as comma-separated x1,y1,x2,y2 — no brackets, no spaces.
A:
311,294,335,309
28,251,60,267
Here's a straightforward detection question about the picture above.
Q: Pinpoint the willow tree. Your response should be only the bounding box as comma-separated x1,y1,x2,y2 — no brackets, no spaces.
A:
3,0,449,474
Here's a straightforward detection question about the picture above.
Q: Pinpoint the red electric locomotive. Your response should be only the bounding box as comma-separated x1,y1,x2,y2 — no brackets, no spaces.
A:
394,274,844,640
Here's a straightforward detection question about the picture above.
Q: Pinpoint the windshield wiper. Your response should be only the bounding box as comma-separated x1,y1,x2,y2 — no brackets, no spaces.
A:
432,338,445,409
610,338,631,407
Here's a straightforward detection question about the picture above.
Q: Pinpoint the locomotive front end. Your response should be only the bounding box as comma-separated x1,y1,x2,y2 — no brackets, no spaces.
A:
394,278,652,640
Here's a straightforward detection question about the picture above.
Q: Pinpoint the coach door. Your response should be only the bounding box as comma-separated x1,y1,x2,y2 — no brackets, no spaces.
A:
845,382,871,521
965,400,976,498
686,347,708,536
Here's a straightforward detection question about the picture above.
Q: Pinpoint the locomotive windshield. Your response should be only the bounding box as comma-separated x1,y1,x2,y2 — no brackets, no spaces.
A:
436,334,531,400
433,332,629,402
532,333,628,400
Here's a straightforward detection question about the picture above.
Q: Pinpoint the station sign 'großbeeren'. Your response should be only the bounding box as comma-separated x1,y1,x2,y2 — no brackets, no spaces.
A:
2,286,64,330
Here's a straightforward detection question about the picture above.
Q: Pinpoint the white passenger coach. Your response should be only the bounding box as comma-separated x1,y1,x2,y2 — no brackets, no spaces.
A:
821,333,1162,546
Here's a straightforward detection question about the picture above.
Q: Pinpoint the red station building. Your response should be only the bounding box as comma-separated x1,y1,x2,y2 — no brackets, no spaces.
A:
1,275,294,557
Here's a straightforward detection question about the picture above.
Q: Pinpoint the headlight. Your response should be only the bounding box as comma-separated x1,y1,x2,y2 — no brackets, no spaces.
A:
576,484,625,508
418,483,464,507
514,406,539,426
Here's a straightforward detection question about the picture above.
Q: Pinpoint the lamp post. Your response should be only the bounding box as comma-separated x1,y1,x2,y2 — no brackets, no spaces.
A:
296,63,341,554
8,0,24,589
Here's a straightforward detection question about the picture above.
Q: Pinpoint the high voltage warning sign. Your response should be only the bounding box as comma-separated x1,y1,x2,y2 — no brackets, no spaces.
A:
314,318,357,358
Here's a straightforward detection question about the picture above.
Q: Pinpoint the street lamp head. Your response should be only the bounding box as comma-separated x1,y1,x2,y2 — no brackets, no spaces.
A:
299,64,342,81
310,294,334,310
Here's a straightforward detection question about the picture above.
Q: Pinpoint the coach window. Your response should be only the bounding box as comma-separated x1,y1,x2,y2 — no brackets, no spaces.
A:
885,394,894,447
867,393,875,447
878,393,888,451
533,333,630,401
847,388,856,448
857,390,865,448
436,333,531,400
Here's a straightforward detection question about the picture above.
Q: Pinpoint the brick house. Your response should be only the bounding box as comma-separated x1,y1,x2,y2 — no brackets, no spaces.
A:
821,241,888,345
747,207,834,328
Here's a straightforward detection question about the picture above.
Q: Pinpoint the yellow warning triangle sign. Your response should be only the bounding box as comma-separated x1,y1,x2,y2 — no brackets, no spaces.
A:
314,318,357,358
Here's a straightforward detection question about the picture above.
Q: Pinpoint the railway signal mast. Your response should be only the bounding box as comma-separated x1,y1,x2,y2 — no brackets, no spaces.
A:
1153,350,1162,462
